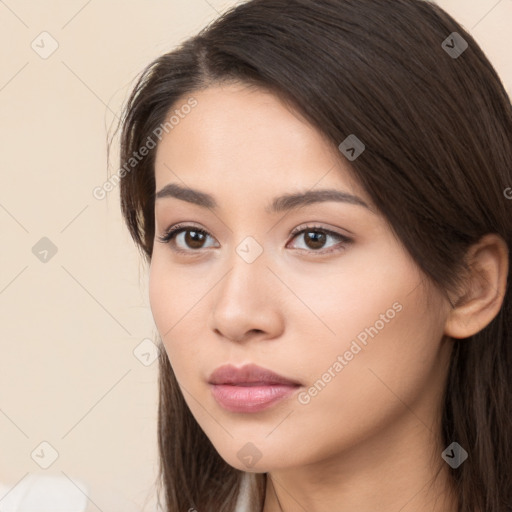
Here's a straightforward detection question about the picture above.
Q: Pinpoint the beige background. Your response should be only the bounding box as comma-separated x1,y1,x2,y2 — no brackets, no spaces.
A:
0,0,511,510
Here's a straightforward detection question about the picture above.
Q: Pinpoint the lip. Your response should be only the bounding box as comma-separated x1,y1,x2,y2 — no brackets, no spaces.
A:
208,363,302,386
208,364,302,413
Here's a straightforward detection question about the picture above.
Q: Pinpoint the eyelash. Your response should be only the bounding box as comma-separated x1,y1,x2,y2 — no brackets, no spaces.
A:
156,223,352,257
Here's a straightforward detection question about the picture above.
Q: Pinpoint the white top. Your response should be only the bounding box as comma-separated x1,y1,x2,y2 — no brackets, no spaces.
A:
234,472,253,512
0,473,253,512
0,475,88,511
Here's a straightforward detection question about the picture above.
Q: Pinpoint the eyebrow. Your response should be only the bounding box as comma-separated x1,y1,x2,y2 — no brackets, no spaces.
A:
154,183,373,214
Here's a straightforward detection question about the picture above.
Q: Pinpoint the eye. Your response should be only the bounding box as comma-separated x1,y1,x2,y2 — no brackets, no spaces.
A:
287,224,352,255
156,223,352,256
156,223,218,254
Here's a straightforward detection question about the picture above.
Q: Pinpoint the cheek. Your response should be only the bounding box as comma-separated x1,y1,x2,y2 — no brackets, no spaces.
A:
148,256,186,363
282,241,421,353
258,288,445,470
148,255,209,370
286,255,443,429
148,253,199,334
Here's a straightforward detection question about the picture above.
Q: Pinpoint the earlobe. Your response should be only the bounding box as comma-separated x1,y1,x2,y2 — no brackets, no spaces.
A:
444,233,509,339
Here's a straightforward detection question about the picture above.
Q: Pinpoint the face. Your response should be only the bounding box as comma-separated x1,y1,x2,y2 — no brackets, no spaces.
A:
149,83,453,473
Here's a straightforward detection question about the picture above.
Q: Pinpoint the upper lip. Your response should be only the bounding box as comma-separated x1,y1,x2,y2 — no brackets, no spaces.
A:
208,363,301,386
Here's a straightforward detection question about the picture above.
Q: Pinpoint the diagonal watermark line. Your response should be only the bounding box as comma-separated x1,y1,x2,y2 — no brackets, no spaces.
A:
265,163,337,236
0,62,29,92
162,160,336,240
201,0,221,15
402,276,429,304
471,0,503,29
0,0,28,28
0,202,29,232
179,381,235,439
0,408,29,438
61,265,132,336
265,410,294,438
61,471,104,512
162,267,234,338
162,162,233,233
265,266,337,335
61,61,119,120
397,474,437,512
367,367,434,433
0,265,28,295
60,204,89,233
269,474,308,512
61,369,131,439
0,409,29,439
61,0,93,29
0,472,30,504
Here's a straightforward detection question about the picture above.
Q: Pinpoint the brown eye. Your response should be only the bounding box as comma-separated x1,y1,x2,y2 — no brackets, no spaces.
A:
157,224,218,253
288,226,352,255
157,223,352,257
303,231,327,250
183,230,207,249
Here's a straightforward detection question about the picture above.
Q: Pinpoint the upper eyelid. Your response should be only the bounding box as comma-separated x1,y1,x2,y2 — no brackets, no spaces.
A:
160,222,346,237
158,223,351,247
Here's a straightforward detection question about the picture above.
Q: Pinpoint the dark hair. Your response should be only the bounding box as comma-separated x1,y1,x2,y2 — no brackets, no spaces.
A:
116,0,512,510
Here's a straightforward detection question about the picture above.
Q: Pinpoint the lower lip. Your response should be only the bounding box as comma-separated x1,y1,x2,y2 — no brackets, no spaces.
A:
209,383,300,412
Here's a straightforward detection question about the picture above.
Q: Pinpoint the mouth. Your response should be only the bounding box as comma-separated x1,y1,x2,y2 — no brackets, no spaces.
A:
209,383,300,413
207,363,302,413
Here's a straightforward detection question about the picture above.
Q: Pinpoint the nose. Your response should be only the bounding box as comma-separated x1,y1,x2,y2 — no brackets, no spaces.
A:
208,246,285,343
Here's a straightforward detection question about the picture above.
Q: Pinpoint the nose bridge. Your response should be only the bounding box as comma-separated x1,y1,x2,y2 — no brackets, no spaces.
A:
210,234,281,340
219,234,269,306
235,234,266,266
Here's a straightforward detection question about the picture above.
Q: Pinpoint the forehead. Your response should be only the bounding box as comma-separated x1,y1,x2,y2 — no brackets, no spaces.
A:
153,84,369,206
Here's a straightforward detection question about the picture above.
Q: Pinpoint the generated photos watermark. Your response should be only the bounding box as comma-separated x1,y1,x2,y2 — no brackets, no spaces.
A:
297,301,403,405
93,96,198,200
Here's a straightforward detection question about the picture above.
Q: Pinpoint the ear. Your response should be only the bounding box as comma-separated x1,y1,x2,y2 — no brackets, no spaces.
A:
444,233,509,339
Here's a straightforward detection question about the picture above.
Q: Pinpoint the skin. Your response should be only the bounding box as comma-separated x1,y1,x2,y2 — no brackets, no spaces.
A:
148,83,509,512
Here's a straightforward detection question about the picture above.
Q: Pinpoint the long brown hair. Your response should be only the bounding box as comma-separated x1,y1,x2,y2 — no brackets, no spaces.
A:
116,1,512,510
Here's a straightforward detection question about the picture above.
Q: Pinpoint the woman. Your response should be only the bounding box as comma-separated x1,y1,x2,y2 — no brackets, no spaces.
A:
116,0,512,510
